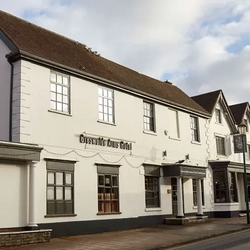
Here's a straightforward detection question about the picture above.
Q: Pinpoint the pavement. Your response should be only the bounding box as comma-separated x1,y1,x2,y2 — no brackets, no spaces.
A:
3,217,250,250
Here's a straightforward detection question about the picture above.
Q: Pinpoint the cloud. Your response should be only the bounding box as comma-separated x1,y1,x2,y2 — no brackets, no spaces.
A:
0,0,250,104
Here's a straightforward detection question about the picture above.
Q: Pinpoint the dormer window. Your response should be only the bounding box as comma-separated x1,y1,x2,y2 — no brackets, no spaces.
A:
215,109,222,124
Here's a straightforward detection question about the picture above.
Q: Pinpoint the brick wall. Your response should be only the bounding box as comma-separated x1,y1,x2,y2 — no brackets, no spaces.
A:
0,229,52,248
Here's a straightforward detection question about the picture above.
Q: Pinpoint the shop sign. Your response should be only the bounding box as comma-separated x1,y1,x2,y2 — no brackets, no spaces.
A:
180,166,206,178
79,134,132,150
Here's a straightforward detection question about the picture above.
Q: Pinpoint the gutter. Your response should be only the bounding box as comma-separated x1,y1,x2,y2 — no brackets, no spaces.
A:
7,51,211,119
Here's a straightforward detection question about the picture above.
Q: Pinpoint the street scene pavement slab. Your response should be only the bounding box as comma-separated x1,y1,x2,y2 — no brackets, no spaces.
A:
2,217,250,250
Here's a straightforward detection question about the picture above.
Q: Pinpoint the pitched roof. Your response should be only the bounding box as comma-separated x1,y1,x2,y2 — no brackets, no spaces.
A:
191,90,221,114
0,10,209,116
229,102,249,125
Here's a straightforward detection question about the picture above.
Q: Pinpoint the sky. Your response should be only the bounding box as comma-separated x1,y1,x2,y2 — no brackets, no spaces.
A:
1,0,250,104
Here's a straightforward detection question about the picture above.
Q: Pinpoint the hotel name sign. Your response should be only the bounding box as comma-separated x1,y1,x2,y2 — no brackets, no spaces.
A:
80,134,132,151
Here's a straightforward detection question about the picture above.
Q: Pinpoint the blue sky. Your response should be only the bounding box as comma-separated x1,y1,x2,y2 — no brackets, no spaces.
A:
1,0,250,104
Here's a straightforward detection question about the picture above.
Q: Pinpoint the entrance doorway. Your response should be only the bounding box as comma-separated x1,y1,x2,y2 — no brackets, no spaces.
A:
171,178,184,216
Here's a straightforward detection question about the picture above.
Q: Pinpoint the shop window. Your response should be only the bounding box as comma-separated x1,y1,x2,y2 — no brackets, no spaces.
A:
145,176,160,208
192,179,205,206
46,160,75,216
98,174,119,213
229,172,238,202
213,170,229,203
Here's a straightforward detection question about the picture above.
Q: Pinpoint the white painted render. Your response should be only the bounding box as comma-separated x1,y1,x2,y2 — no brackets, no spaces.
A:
11,60,209,224
0,40,11,141
0,162,28,228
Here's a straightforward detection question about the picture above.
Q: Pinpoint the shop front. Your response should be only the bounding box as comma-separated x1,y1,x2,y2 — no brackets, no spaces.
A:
209,160,250,217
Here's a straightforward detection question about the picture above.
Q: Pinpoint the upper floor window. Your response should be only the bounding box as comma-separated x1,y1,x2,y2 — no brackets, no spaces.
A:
143,102,155,131
190,116,199,142
216,136,225,155
98,86,114,123
215,109,222,124
169,109,180,138
50,72,70,113
244,119,249,132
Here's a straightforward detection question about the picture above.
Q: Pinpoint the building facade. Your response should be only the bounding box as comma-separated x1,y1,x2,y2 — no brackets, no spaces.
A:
0,11,249,238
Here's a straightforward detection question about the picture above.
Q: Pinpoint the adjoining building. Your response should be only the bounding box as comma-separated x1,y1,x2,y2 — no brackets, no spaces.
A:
193,90,250,217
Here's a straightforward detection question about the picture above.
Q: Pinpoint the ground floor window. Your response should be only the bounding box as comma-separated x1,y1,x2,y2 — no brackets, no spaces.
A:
98,174,119,213
213,170,228,203
46,160,75,216
229,172,238,202
192,179,205,206
145,176,160,208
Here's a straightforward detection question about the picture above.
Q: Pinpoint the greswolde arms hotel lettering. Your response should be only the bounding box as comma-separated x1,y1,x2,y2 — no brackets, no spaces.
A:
80,134,132,150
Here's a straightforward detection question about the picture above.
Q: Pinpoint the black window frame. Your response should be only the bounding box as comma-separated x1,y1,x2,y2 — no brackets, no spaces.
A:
229,172,238,202
213,169,230,203
192,179,205,206
47,170,74,216
190,116,200,142
145,176,160,208
143,101,155,132
216,136,226,156
98,174,120,214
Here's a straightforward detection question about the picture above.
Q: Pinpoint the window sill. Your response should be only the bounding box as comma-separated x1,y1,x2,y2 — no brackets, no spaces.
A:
97,212,122,215
145,208,162,212
169,136,181,141
97,120,116,126
214,202,239,206
44,214,77,218
48,110,72,117
191,141,201,145
143,130,157,136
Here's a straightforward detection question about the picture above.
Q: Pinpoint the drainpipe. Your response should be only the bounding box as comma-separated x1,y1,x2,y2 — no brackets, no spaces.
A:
9,62,13,141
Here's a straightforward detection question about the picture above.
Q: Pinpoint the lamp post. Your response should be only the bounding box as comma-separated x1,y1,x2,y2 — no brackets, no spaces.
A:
238,123,250,224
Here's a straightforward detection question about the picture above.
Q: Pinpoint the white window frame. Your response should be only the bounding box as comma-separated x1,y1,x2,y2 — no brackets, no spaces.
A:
216,136,226,156
190,116,200,142
50,71,70,114
215,109,222,124
98,86,114,124
143,101,155,132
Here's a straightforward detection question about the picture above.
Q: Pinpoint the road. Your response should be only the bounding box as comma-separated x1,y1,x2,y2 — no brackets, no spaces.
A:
173,230,250,250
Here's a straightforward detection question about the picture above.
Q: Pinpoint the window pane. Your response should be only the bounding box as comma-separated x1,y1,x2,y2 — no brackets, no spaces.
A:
51,83,56,91
108,90,113,98
98,87,103,96
56,187,63,200
98,175,104,186
98,97,103,105
57,94,62,102
105,176,111,186
47,202,56,215
103,89,108,97
65,187,72,200
50,101,56,110
104,99,108,106
48,172,54,184
56,172,63,185
47,187,54,200
57,75,63,84
99,112,103,120
65,173,72,184
63,87,68,95
57,102,62,111
51,73,56,82
65,201,73,214
63,104,68,113
51,92,56,101
98,201,105,213
63,77,68,85
63,95,68,104
108,115,113,122
104,114,108,121
56,201,64,214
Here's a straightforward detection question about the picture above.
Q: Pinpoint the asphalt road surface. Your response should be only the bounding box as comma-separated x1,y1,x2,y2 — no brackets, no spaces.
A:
173,230,250,250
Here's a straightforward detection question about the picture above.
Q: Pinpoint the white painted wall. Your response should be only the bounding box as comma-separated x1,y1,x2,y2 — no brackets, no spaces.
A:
0,40,11,141
0,162,28,228
10,60,209,224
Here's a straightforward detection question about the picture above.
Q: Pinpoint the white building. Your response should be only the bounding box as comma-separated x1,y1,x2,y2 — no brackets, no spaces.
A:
1,11,248,238
193,90,250,218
